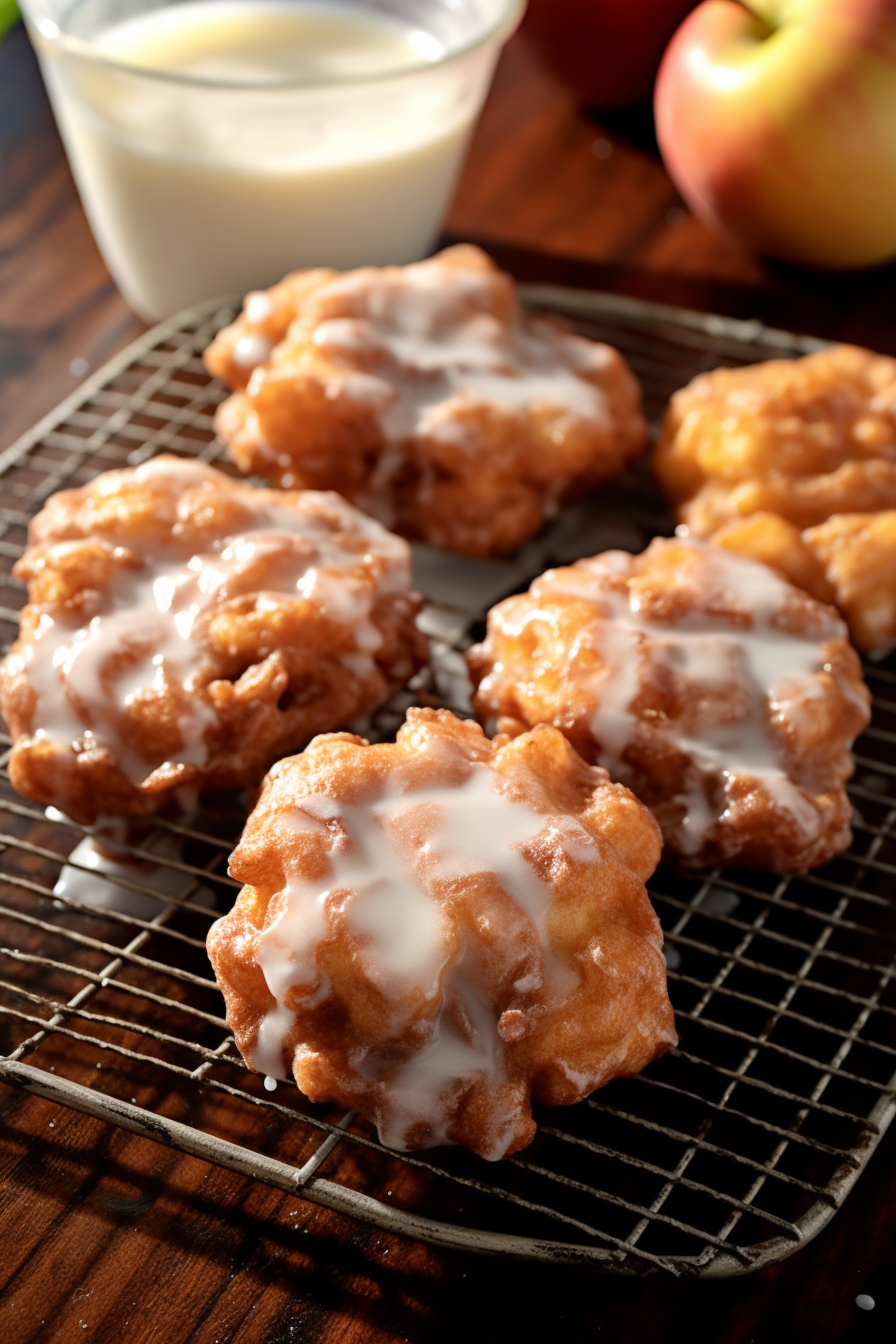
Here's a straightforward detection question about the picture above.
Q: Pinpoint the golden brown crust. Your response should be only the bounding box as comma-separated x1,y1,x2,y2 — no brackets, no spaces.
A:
204,245,648,557
655,345,896,516
653,345,896,654
207,708,675,1160
467,538,870,872
0,456,428,824
801,512,896,658
708,513,836,607
711,511,896,659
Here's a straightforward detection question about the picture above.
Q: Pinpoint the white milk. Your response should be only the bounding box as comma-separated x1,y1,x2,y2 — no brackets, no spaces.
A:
93,3,441,80
32,1,503,318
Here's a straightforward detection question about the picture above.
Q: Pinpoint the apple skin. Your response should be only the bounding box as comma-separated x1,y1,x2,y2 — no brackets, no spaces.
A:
520,0,697,108
654,0,896,269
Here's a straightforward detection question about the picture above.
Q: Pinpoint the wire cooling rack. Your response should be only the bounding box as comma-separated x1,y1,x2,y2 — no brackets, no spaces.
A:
1,286,895,1278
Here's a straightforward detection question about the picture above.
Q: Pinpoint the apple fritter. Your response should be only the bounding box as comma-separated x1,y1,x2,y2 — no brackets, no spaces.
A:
466,538,870,872
207,708,676,1161
653,345,896,656
0,456,428,825
204,245,648,557
654,344,896,531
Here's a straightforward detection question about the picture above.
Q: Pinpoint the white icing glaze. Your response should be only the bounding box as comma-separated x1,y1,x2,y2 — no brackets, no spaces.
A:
22,461,410,787
233,332,274,369
52,820,206,918
244,291,273,325
525,541,848,855
305,261,611,451
248,763,568,1158
701,886,740,917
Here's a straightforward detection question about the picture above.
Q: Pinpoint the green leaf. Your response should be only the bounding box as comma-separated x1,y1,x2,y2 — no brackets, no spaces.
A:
0,0,19,41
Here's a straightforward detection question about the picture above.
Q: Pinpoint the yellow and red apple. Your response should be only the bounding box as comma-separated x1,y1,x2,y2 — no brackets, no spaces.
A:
520,0,697,108
654,0,896,269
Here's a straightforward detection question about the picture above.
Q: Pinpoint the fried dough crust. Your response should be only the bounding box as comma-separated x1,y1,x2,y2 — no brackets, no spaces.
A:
467,538,870,871
205,245,648,557
711,510,896,659
654,345,896,654
207,708,675,1160
0,456,427,824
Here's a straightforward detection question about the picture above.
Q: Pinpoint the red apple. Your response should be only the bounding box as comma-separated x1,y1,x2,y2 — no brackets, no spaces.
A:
655,0,896,269
520,0,698,108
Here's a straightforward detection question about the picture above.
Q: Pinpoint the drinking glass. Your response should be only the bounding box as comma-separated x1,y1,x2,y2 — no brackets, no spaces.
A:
19,0,525,320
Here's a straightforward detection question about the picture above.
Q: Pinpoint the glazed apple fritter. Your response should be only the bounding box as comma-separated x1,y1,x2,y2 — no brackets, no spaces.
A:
207,708,676,1160
204,245,648,557
0,456,427,825
654,344,896,655
466,538,870,872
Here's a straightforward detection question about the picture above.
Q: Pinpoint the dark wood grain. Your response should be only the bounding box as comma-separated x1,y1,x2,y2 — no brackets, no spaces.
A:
0,24,146,452
3,17,896,1344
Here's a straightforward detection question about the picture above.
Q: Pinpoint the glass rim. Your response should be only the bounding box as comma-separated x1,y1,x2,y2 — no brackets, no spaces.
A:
21,0,527,91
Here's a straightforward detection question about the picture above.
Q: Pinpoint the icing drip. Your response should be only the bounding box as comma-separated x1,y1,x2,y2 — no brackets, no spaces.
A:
48,797,214,917
22,460,408,786
544,541,842,854
309,263,611,447
53,831,180,919
249,764,568,1157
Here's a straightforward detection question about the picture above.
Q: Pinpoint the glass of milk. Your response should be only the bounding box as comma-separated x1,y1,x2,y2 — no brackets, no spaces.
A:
20,0,525,321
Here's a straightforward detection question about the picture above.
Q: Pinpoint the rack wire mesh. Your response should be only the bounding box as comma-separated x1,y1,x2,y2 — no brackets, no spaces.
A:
1,286,895,1277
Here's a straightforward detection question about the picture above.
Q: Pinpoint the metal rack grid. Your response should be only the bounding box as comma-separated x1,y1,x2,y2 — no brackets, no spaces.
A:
1,287,895,1278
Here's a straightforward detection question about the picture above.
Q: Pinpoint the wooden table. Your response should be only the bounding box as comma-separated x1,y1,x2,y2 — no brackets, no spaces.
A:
2,19,896,1343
